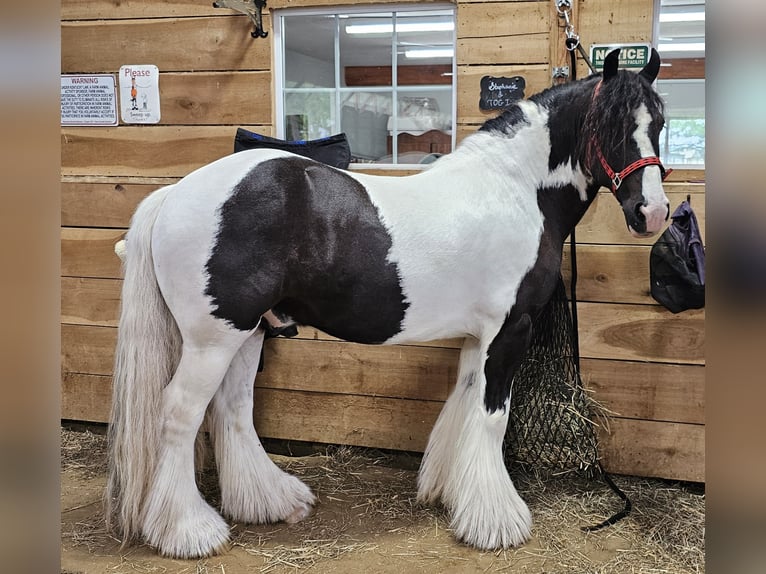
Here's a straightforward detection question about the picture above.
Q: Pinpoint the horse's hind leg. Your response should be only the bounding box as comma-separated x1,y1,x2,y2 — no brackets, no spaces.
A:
418,315,533,549
141,336,248,558
209,327,315,524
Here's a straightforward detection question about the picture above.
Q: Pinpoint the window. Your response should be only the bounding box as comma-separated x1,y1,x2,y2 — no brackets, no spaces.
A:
655,0,705,167
656,79,705,166
274,5,456,168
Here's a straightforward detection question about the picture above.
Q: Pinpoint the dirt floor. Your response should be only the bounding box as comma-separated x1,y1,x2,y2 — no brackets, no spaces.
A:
61,428,704,573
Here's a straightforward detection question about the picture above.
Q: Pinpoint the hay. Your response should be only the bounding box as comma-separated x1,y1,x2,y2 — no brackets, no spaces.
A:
61,427,704,573
60,426,108,479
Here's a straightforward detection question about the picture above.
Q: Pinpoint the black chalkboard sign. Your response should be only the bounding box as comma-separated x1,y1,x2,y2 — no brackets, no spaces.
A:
479,76,525,110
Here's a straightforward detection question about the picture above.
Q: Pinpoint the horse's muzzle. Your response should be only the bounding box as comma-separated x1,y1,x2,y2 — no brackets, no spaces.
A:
628,203,670,238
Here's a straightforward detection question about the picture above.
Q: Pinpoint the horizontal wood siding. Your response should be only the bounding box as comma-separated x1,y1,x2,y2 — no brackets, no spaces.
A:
62,17,271,73
61,0,704,482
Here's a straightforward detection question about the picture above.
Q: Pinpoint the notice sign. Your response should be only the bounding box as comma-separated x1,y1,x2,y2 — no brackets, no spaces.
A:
61,75,118,126
589,43,652,73
119,65,161,124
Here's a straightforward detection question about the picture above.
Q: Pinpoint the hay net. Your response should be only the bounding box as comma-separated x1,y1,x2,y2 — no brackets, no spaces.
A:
503,275,600,476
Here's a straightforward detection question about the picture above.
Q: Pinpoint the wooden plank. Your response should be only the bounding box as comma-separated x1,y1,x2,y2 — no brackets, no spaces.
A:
259,338,457,401
458,2,550,39
60,372,703,481
60,181,702,235
344,65,451,87
254,388,441,452
62,373,112,422
269,0,427,8
579,0,654,47
598,418,704,482
61,181,159,228
61,126,268,178
581,358,704,424
62,0,222,20
159,71,272,125
457,33,549,66
61,371,442,452
62,17,271,73
577,302,705,365
61,324,117,377
58,244,659,333
561,245,654,305
60,323,460,382
61,228,124,279
62,358,704,427
54,0,442,21
457,64,550,124
665,169,704,183
575,189,705,246
351,168,422,177
61,318,703,411
62,277,122,327
658,58,705,80
58,275,461,350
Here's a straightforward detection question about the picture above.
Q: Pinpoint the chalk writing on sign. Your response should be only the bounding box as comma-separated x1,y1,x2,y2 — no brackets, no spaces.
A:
479,76,526,111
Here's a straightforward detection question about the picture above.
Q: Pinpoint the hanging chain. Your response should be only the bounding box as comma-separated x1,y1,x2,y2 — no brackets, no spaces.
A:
554,0,596,76
555,0,579,51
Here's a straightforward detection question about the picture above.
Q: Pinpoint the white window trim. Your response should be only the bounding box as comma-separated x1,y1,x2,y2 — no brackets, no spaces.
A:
273,3,457,171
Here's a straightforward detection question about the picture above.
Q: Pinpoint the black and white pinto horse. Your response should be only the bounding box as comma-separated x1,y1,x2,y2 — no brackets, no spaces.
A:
107,49,670,558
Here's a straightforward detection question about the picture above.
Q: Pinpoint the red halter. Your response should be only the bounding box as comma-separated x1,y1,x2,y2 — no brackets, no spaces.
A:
588,81,672,194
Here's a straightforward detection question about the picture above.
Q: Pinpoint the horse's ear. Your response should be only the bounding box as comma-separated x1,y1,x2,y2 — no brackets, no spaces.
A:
603,48,620,82
639,48,661,83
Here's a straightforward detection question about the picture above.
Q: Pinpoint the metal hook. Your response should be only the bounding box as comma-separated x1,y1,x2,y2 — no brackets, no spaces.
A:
212,0,268,39
555,0,573,16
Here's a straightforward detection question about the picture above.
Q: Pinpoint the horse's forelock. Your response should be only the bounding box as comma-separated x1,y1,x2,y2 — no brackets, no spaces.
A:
581,71,664,164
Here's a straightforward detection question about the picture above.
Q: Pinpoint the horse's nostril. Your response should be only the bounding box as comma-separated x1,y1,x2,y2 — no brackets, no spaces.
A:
635,203,645,220
665,204,670,221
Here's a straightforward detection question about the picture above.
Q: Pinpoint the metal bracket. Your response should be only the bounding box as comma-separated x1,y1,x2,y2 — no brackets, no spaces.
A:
552,66,570,80
213,0,268,39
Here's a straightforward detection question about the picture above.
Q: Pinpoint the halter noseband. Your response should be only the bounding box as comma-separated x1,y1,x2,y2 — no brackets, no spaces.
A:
588,81,672,194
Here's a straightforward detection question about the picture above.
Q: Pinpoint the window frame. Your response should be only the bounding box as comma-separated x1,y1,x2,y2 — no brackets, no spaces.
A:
652,0,705,168
656,78,707,169
273,3,458,170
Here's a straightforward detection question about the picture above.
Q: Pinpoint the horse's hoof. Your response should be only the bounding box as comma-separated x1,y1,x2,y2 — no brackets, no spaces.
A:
221,471,316,525
143,498,231,559
280,474,316,524
448,487,532,550
284,498,313,523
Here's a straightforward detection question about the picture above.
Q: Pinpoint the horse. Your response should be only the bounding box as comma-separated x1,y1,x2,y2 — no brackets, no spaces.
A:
106,48,671,558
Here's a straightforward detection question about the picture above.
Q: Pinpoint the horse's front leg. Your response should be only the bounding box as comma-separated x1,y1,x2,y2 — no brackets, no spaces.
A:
418,314,533,549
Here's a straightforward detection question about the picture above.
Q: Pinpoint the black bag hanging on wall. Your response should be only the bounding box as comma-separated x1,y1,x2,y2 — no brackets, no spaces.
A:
650,195,705,313
234,128,352,170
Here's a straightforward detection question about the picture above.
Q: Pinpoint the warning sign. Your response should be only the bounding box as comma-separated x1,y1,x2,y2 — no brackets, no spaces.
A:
61,75,118,126
119,65,161,124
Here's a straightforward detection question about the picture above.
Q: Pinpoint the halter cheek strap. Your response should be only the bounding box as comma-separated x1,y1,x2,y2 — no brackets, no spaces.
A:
588,81,673,195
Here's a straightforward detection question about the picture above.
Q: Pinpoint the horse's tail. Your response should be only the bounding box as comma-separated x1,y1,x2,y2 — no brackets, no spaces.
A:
105,185,181,545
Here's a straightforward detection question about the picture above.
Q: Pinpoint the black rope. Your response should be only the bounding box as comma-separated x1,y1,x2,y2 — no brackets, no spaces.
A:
567,35,581,371
564,31,631,531
582,462,633,531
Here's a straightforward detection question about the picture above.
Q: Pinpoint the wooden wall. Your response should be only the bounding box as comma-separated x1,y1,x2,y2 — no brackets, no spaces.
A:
61,0,705,482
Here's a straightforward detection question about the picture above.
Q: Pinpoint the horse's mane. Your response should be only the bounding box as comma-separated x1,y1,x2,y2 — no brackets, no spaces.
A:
478,71,665,165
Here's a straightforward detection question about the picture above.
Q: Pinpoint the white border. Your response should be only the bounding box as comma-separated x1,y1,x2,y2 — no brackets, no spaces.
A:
61,74,118,127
